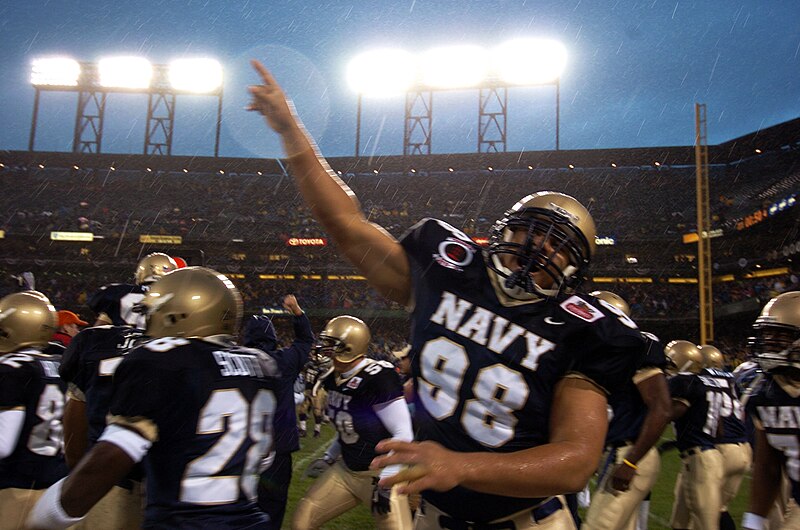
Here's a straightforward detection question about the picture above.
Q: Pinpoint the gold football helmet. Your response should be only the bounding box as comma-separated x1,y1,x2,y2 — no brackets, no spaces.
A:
664,340,703,374
589,290,631,317
315,315,371,364
141,267,242,338
749,292,800,373
135,252,178,285
487,191,596,297
699,344,724,370
0,291,58,353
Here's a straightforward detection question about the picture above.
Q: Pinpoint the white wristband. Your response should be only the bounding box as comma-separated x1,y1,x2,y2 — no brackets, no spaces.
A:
26,478,85,529
742,512,767,530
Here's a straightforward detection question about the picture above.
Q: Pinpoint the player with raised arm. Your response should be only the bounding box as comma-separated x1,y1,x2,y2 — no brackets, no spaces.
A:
241,294,314,530
28,267,279,529
0,291,64,530
292,315,413,530
249,59,649,529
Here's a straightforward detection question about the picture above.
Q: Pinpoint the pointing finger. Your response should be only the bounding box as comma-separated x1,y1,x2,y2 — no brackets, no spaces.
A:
250,59,279,87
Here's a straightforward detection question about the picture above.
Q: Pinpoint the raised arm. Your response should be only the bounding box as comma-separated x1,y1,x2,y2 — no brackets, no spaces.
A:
248,60,411,305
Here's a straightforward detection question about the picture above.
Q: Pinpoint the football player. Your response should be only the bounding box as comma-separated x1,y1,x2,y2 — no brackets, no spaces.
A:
743,292,800,530
298,347,332,438
665,340,726,530
28,267,279,529
0,291,65,530
58,307,150,527
583,291,671,530
250,60,650,529
87,252,177,327
241,294,314,530
700,344,751,530
292,315,413,530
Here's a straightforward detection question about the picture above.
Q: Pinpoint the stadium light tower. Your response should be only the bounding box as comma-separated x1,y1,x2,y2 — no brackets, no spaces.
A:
347,49,416,157
346,39,567,156
29,56,224,156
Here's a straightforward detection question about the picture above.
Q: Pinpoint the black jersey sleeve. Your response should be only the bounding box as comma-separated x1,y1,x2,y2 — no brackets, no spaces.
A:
400,218,478,265
668,374,696,404
557,296,649,394
107,350,172,442
363,363,404,407
0,362,30,409
59,330,86,387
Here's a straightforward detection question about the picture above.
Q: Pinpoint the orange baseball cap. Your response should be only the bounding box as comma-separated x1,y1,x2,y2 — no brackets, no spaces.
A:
57,310,88,327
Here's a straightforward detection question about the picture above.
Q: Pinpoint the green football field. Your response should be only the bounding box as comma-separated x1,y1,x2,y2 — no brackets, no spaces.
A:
282,425,750,529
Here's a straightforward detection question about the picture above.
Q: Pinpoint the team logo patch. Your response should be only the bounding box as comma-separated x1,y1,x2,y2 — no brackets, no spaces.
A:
433,238,475,271
346,376,362,389
560,295,604,322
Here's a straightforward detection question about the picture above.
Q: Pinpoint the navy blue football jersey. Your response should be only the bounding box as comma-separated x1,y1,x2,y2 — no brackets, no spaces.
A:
668,369,729,451
87,283,147,327
606,333,667,445
107,337,279,527
0,349,68,489
747,373,800,504
324,359,404,471
399,218,648,522
704,367,747,444
59,325,145,444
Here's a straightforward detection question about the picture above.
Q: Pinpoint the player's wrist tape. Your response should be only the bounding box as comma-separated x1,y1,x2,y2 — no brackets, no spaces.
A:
98,424,152,463
742,512,767,530
26,478,85,529
622,458,638,470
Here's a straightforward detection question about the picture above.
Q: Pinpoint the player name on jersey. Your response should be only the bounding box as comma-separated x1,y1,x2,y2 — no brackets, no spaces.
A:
431,291,555,370
212,350,269,378
756,405,800,429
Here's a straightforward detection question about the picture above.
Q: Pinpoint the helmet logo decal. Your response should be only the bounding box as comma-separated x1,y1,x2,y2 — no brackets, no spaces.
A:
434,238,474,271
549,202,580,223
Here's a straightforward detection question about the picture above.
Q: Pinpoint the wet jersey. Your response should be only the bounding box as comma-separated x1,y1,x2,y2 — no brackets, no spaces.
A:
747,373,800,504
0,348,67,489
106,337,279,527
606,333,667,445
59,325,145,444
704,367,747,444
668,369,728,451
400,218,648,522
87,283,147,327
323,359,404,471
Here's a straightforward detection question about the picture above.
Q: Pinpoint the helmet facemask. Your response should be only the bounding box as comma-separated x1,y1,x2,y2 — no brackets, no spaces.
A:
749,292,800,378
749,323,800,375
487,205,591,298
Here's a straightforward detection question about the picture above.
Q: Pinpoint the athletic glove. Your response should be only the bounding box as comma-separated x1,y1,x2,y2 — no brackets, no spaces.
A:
371,477,392,516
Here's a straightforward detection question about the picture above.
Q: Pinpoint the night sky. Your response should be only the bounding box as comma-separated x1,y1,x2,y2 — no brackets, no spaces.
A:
1,1,798,159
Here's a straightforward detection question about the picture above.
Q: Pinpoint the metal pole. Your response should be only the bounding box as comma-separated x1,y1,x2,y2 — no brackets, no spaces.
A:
555,79,560,151
214,89,223,158
355,93,362,157
29,88,40,151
